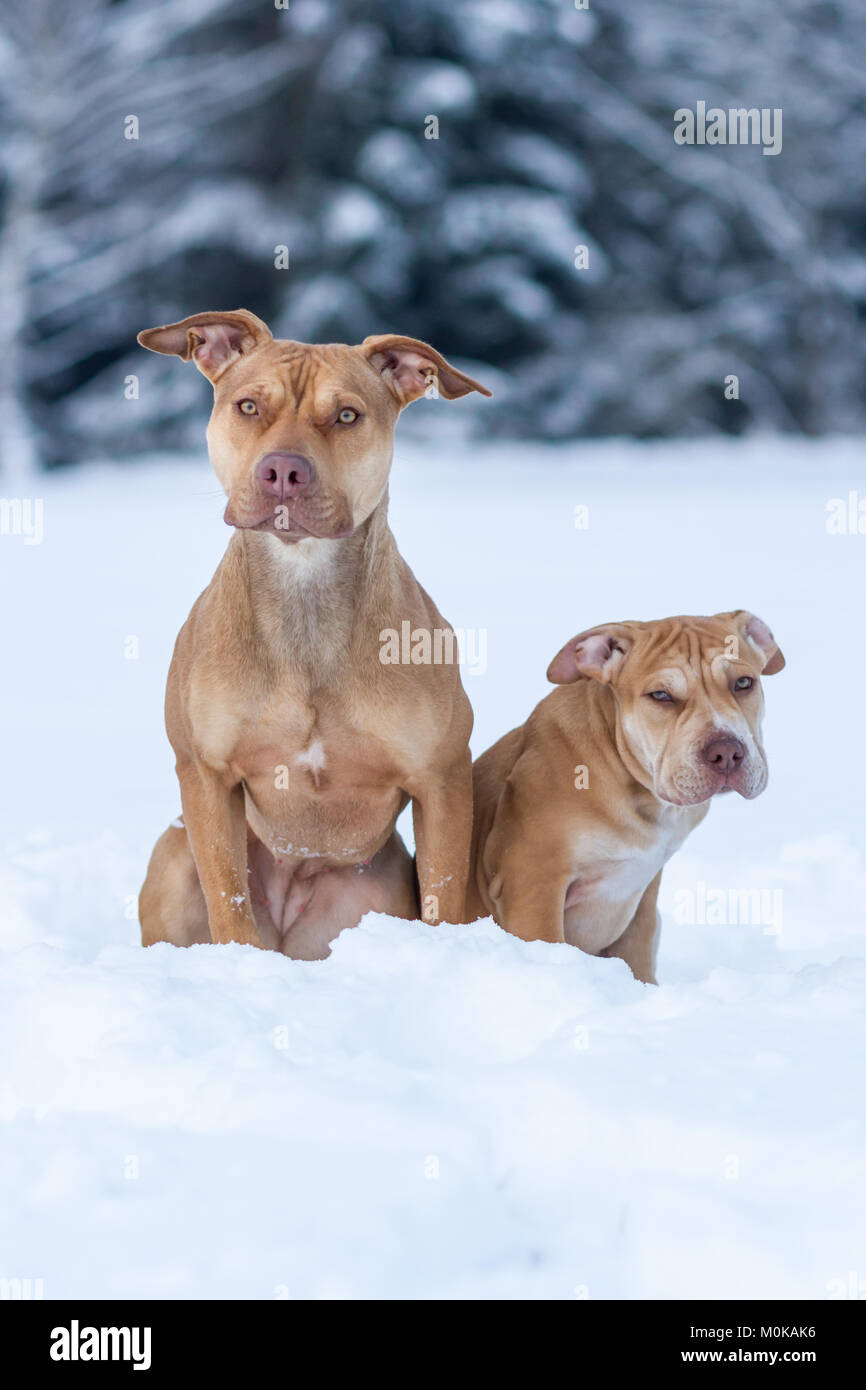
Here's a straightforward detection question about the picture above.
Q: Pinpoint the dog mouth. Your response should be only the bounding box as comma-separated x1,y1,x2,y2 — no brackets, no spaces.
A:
660,767,763,806
251,514,318,542
224,506,354,542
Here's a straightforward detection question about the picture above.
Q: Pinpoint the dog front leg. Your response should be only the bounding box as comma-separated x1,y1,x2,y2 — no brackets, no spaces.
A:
601,871,662,984
490,841,569,944
410,757,473,924
177,759,265,948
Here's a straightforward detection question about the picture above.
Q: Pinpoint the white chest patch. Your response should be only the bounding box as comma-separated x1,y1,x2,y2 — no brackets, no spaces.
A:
296,739,326,772
596,849,666,902
297,738,326,768
296,738,326,786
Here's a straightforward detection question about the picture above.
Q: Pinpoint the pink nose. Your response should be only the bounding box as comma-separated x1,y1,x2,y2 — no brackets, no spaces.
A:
701,735,745,774
256,452,313,500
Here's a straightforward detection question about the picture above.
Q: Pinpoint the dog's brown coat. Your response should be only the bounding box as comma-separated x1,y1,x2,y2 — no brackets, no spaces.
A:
138,309,490,956
467,612,784,981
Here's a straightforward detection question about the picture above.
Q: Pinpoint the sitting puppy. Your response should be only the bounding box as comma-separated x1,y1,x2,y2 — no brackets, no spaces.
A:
467,612,784,982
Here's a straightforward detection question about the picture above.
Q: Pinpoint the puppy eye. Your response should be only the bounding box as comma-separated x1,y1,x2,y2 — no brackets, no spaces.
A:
337,407,359,424
647,690,673,702
237,399,258,416
734,676,754,691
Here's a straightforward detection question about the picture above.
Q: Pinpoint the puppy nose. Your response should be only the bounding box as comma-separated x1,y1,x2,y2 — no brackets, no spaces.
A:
256,452,313,499
701,735,746,773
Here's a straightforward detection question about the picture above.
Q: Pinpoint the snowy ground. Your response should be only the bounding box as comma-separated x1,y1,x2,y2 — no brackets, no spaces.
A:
1,433,865,1299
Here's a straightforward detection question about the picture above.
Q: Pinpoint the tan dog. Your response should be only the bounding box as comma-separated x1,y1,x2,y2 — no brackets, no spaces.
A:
467,612,784,982
137,309,490,957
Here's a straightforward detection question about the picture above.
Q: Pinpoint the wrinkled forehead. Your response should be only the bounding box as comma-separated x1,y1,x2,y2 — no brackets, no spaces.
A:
626,619,762,684
214,339,382,405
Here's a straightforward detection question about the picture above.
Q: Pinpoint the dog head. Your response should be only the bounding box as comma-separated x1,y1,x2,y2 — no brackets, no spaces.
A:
138,309,491,542
547,611,784,805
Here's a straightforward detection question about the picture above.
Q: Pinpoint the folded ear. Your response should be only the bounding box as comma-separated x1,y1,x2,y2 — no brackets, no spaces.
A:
736,612,785,675
360,334,492,406
137,309,272,382
547,626,633,685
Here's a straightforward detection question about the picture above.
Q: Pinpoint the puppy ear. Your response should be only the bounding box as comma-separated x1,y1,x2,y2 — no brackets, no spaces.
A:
137,309,272,382
732,612,785,675
361,334,492,406
547,627,632,685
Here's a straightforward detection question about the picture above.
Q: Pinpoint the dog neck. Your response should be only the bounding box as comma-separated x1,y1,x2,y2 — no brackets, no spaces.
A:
230,494,398,678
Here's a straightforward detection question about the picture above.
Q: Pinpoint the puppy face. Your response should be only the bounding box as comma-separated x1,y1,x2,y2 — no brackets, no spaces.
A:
138,311,490,543
547,612,785,806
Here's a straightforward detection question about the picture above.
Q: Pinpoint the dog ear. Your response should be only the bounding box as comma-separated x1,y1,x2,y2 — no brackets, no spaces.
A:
733,612,785,675
547,626,633,685
361,334,492,405
137,310,272,382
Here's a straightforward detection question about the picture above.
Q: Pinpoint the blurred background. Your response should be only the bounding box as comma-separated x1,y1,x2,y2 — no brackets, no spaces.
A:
1,0,864,470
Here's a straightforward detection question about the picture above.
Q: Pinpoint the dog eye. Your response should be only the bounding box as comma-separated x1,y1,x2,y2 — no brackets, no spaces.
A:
237,399,258,416
337,407,359,424
647,690,673,702
734,676,754,691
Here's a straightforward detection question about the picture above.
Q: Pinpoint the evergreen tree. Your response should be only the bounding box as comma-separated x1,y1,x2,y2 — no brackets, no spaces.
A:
1,0,865,464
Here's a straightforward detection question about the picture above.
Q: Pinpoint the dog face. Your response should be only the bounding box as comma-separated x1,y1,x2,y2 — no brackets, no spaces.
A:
547,612,784,806
138,310,490,542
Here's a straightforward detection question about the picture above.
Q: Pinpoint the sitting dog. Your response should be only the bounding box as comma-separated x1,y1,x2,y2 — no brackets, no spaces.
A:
467,612,784,982
137,309,490,956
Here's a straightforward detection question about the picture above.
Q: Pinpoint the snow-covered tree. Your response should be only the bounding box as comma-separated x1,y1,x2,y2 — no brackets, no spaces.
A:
0,0,308,469
2,0,866,464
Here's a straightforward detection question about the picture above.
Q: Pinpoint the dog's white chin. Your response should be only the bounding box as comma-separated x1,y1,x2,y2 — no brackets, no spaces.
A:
657,784,721,807
659,794,711,808
257,521,356,547
661,781,765,806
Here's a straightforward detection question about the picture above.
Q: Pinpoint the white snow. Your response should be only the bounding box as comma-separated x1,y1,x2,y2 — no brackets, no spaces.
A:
1,433,865,1299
